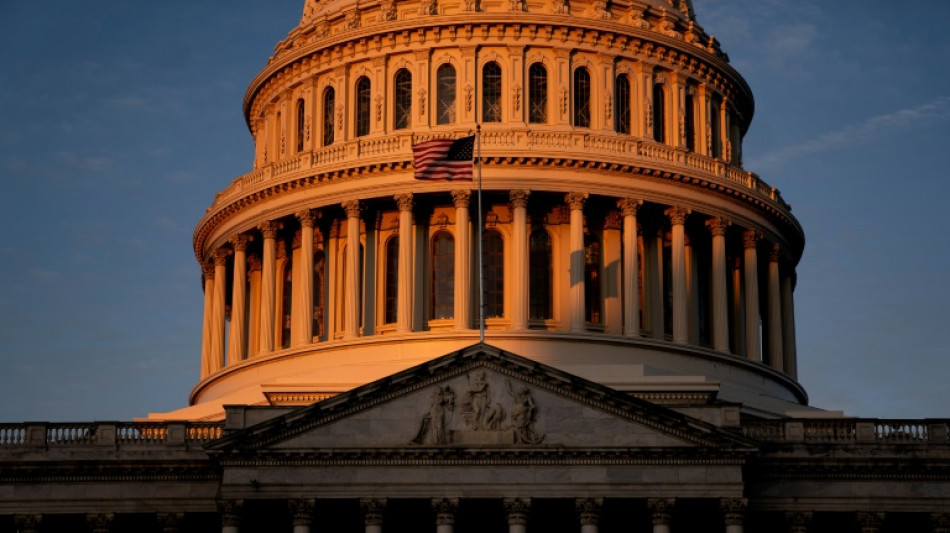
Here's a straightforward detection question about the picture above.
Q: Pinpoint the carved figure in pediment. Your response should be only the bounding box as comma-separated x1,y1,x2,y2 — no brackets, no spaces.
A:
412,385,456,445
506,379,544,444
465,370,506,430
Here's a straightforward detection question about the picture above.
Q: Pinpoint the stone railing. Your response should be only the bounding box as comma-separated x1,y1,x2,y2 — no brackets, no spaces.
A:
0,421,224,448
741,419,950,444
207,130,787,213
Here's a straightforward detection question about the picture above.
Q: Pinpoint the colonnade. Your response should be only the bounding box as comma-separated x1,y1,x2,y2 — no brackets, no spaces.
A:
199,190,798,380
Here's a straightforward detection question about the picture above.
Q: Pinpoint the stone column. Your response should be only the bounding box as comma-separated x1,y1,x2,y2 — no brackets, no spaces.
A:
566,192,588,332
686,234,700,344
200,263,215,379
781,268,798,378
857,512,884,533
289,499,316,533
720,498,747,533
665,207,689,343
343,200,362,339
210,248,230,372
785,511,812,533
452,190,472,329
510,190,531,330
247,256,262,357
618,198,642,337
157,512,184,533
650,228,665,340
707,217,731,352
576,498,603,533
730,257,744,357
220,500,243,533
259,220,281,353
296,210,316,344
14,514,42,533
503,497,531,533
228,235,250,364
87,513,114,533
395,194,414,333
360,498,387,533
767,243,784,371
742,230,761,362
931,512,950,533
647,498,675,533
432,497,459,533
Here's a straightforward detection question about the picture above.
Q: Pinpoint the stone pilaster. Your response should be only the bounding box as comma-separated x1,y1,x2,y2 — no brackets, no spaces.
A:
742,230,761,362
259,220,281,353
157,512,184,533
228,235,251,364
766,243,784,371
210,248,230,372
510,190,530,330
87,513,114,533
395,194,414,333
433,497,459,533
566,192,588,332
452,190,472,329
296,210,316,344
14,514,42,533
247,255,262,357
665,206,689,343
576,498,603,533
220,499,244,533
289,498,316,533
618,198,642,337
361,497,388,533
504,497,531,533
647,497,675,533
785,511,813,533
706,217,731,352
781,267,798,377
720,498,747,533
343,200,362,339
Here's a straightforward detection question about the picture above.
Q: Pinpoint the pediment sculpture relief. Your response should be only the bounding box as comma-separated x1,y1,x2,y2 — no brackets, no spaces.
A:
411,370,544,446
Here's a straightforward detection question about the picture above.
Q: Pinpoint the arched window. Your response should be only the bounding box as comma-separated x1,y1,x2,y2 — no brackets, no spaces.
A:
710,95,722,158
615,74,631,134
313,250,326,340
394,69,412,130
322,87,335,146
355,76,371,137
431,231,455,320
437,64,456,125
584,235,602,324
281,258,293,348
529,229,552,320
296,98,306,152
482,230,504,318
384,236,399,324
482,62,502,123
573,67,591,128
652,82,666,143
528,63,547,124
685,90,696,151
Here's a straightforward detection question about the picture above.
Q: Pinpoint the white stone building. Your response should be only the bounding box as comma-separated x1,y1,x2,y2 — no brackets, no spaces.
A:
2,0,949,531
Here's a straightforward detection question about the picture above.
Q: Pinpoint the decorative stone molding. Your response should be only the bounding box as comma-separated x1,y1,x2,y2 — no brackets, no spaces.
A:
785,511,813,533
258,220,281,239
86,513,114,533
931,513,950,533
509,189,530,209
247,255,262,273
296,209,316,227
212,248,231,266
857,512,885,533
14,515,42,533
648,498,675,526
219,500,244,528
604,210,622,230
289,499,316,527
157,512,184,533
452,189,472,208
664,206,690,226
720,498,747,527
769,242,783,262
343,199,362,218
231,233,252,251
742,229,760,250
503,497,531,525
420,0,437,16
552,0,569,15
360,497,388,525
432,497,459,525
706,216,731,237
395,193,414,211
565,192,588,210
202,263,216,281
617,197,642,217
576,498,603,526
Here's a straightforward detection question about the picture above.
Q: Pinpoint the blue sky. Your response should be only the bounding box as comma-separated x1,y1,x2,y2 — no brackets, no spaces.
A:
1,0,948,421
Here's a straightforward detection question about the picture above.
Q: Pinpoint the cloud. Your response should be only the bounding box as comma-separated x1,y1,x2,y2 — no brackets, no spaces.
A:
56,151,117,173
750,96,950,169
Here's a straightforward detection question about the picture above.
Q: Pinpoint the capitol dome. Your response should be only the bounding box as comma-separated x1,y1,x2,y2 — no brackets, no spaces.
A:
169,0,805,420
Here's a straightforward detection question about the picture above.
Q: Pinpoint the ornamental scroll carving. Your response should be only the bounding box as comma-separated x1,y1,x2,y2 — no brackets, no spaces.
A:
411,371,544,445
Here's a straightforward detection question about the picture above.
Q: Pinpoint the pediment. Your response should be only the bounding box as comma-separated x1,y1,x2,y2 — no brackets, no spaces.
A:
209,344,755,453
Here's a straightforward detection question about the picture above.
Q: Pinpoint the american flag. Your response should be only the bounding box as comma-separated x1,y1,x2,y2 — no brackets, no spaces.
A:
412,135,475,180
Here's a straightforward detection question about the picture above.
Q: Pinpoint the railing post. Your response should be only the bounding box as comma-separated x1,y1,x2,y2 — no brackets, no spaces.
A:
856,421,876,442
928,421,949,442
167,423,186,445
96,423,116,446
784,421,803,442
25,423,47,447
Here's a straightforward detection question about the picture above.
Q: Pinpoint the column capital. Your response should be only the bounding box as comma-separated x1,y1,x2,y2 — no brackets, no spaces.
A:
451,189,472,208
617,197,642,217
360,497,388,526
565,192,588,210
248,254,262,273
86,513,114,533
157,512,184,533
720,497,747,527
432,497,459,525
931,512,950,533
509,189,531,209
647,497,675,526
14,514,42,533
769,242,783,262
395,193,414,211
212,248,231,266
258,220,282,238
785,511,813,533
232,234,252,252
296,209,316,227
576,497,603,526
289,498,316,527
742,229,761,249
664,206,690,225
219,499,244,528
857,512,885,532
202,262,216,280
706,216,731,237
343,199,362,218
503,497,531,526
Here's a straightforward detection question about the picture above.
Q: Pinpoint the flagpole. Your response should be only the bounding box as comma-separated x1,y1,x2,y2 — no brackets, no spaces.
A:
476,124,485,344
